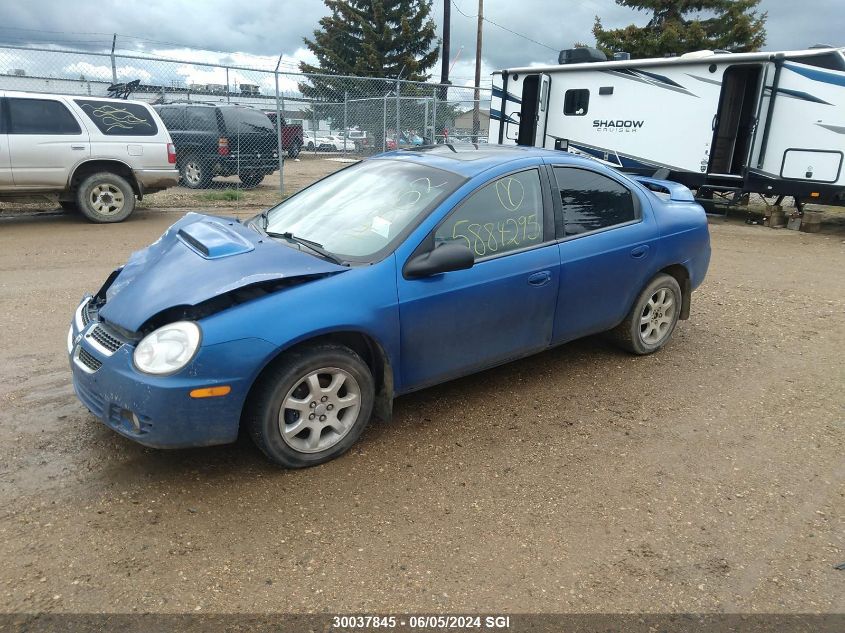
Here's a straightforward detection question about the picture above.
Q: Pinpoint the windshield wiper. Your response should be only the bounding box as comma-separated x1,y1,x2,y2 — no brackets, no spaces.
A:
265,231,346,266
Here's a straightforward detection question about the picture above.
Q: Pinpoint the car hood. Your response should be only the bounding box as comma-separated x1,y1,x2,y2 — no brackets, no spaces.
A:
98,213,348,332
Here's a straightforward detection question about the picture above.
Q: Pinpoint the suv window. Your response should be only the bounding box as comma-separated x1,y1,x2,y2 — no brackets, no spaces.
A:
186,107,218,132
75,100,157,136
435,169,544,259
554,167,637,236
564,89,589,116
7,98,81,135
219,107,274,133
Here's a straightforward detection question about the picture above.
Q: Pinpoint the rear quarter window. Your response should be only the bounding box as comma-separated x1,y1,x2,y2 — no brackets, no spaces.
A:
75,100,158,136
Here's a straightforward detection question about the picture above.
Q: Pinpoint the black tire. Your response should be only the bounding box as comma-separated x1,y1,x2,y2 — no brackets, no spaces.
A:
59,200,78,212
180,154,212,189
239,173,264,189
245,344,375,468
287,140,301,159
306,141,315,151
75,172,135,223
612,273,682,355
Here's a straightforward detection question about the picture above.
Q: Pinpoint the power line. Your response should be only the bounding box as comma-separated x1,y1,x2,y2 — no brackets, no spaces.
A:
450,0,557,52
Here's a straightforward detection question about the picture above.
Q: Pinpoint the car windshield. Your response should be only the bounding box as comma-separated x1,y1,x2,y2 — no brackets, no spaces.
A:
264,159,464,259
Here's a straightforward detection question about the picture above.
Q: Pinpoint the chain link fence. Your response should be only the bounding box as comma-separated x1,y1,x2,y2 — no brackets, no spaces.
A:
0,43,491,201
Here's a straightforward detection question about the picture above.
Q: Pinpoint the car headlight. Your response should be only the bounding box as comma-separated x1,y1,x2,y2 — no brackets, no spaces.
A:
67,325,74,354
133,321,201,375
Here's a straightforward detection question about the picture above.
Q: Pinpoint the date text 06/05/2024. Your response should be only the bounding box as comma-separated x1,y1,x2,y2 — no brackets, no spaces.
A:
331,615,512,629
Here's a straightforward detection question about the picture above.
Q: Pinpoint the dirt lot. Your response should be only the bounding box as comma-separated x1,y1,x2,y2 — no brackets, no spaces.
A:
0,175,842,614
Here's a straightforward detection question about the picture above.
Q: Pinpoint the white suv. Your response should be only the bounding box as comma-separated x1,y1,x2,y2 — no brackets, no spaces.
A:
0,91,178,222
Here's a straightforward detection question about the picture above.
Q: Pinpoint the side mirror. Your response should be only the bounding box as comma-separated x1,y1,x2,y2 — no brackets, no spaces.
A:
404,242,475,278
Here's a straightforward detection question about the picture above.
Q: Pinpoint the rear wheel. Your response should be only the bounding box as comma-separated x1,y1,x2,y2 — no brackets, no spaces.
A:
612,273,682,355
245,344,375,468
75,172,135,223
180,155,211,189
239,173,264,189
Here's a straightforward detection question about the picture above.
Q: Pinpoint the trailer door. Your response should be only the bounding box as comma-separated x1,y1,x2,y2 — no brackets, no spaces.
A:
517,73,551,148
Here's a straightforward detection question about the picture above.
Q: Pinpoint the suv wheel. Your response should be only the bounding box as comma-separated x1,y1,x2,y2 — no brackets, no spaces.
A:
76,172,135,223
287,140,301,159
180,155,211,189
239,173,264,189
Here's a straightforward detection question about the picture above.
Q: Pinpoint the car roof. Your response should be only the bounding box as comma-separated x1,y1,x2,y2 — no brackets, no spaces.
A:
3,90,153,107
373,143,597,177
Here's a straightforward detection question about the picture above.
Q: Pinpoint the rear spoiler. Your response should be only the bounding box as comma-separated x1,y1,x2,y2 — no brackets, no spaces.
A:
631,176,695,202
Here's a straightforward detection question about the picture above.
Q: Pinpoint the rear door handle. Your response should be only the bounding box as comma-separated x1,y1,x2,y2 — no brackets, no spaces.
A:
528,270,552,287
630,245,649,259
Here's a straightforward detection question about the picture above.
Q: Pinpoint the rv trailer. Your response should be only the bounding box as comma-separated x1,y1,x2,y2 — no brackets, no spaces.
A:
489,47,845,207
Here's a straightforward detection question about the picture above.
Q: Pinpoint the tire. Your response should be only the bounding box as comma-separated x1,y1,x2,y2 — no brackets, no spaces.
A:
59,200,78,212
306,141,315,151
239,173,264,189
75,172,135,223
287,140,301,159
180,155,211,189
612,273,682,355
245,343,375,468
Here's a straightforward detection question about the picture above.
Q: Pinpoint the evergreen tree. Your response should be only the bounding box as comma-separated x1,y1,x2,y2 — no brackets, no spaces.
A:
300,0,439,100
593,0,767,58
297,0,440,147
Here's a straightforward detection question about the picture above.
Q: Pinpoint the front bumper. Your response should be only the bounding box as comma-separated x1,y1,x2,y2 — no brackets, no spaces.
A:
68,298,276,449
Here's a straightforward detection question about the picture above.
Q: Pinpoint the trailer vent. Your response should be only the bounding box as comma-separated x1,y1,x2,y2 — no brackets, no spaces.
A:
558,47,607,65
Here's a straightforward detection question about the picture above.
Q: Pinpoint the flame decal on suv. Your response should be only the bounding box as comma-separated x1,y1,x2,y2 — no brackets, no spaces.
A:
81,104,153,132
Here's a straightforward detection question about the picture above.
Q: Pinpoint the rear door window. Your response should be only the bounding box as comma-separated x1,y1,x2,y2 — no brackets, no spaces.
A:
74,100,158,136
186,107,219,132
553,167,638,236
220,107,274,134
7,98,81,135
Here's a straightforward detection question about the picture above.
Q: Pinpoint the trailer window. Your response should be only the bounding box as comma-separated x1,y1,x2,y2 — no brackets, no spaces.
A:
553,167,636,236
564,89,590,116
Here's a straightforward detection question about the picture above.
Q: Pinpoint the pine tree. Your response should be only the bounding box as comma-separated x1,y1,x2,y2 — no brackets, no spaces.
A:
593,0,767,58
300,0,439,101
297,0,440,147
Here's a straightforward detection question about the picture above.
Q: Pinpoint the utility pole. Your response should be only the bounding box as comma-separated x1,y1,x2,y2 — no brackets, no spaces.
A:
440,0,451,87
472,0,483,143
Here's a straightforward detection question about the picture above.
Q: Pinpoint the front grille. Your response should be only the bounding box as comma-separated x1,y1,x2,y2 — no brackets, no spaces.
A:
90,325,123,353
77,347,102,372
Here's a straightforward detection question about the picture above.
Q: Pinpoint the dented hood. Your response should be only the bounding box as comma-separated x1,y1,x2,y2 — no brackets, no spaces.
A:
98,213,348,332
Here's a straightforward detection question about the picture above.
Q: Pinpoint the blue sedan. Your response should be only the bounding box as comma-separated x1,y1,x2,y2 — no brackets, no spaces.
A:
68,145,710,467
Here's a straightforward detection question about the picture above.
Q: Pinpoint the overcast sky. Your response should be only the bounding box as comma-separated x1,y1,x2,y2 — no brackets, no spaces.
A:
0,0,841,88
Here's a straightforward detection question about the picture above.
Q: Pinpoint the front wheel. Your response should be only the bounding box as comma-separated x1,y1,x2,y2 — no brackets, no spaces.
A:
245,344,375,468
612,273,682,355
75,172,135,223
287,140,301,158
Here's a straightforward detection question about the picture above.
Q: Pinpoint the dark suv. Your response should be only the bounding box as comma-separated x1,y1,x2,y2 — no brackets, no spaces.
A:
155,103,279,189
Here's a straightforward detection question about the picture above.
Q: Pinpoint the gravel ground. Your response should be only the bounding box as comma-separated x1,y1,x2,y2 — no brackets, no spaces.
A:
0,199,842,614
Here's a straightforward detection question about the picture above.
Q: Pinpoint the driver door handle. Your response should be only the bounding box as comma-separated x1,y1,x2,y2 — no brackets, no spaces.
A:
528,270,552,287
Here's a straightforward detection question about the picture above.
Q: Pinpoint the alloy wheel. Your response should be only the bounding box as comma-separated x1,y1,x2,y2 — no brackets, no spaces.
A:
278,367,362,454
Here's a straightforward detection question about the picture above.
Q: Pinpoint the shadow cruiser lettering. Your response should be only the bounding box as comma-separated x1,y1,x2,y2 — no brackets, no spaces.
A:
593,119,645,131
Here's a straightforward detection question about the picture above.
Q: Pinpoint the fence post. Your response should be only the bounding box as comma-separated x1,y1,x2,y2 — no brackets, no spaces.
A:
395,79,401,147
225,67,230,103
311,106,317,154
383,94,387,153
432,87,437,144
110,34,117,85
274,55,285,196
343,91,348,157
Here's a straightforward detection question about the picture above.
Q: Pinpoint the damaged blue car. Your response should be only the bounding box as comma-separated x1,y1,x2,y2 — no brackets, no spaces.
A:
68,145,710,467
